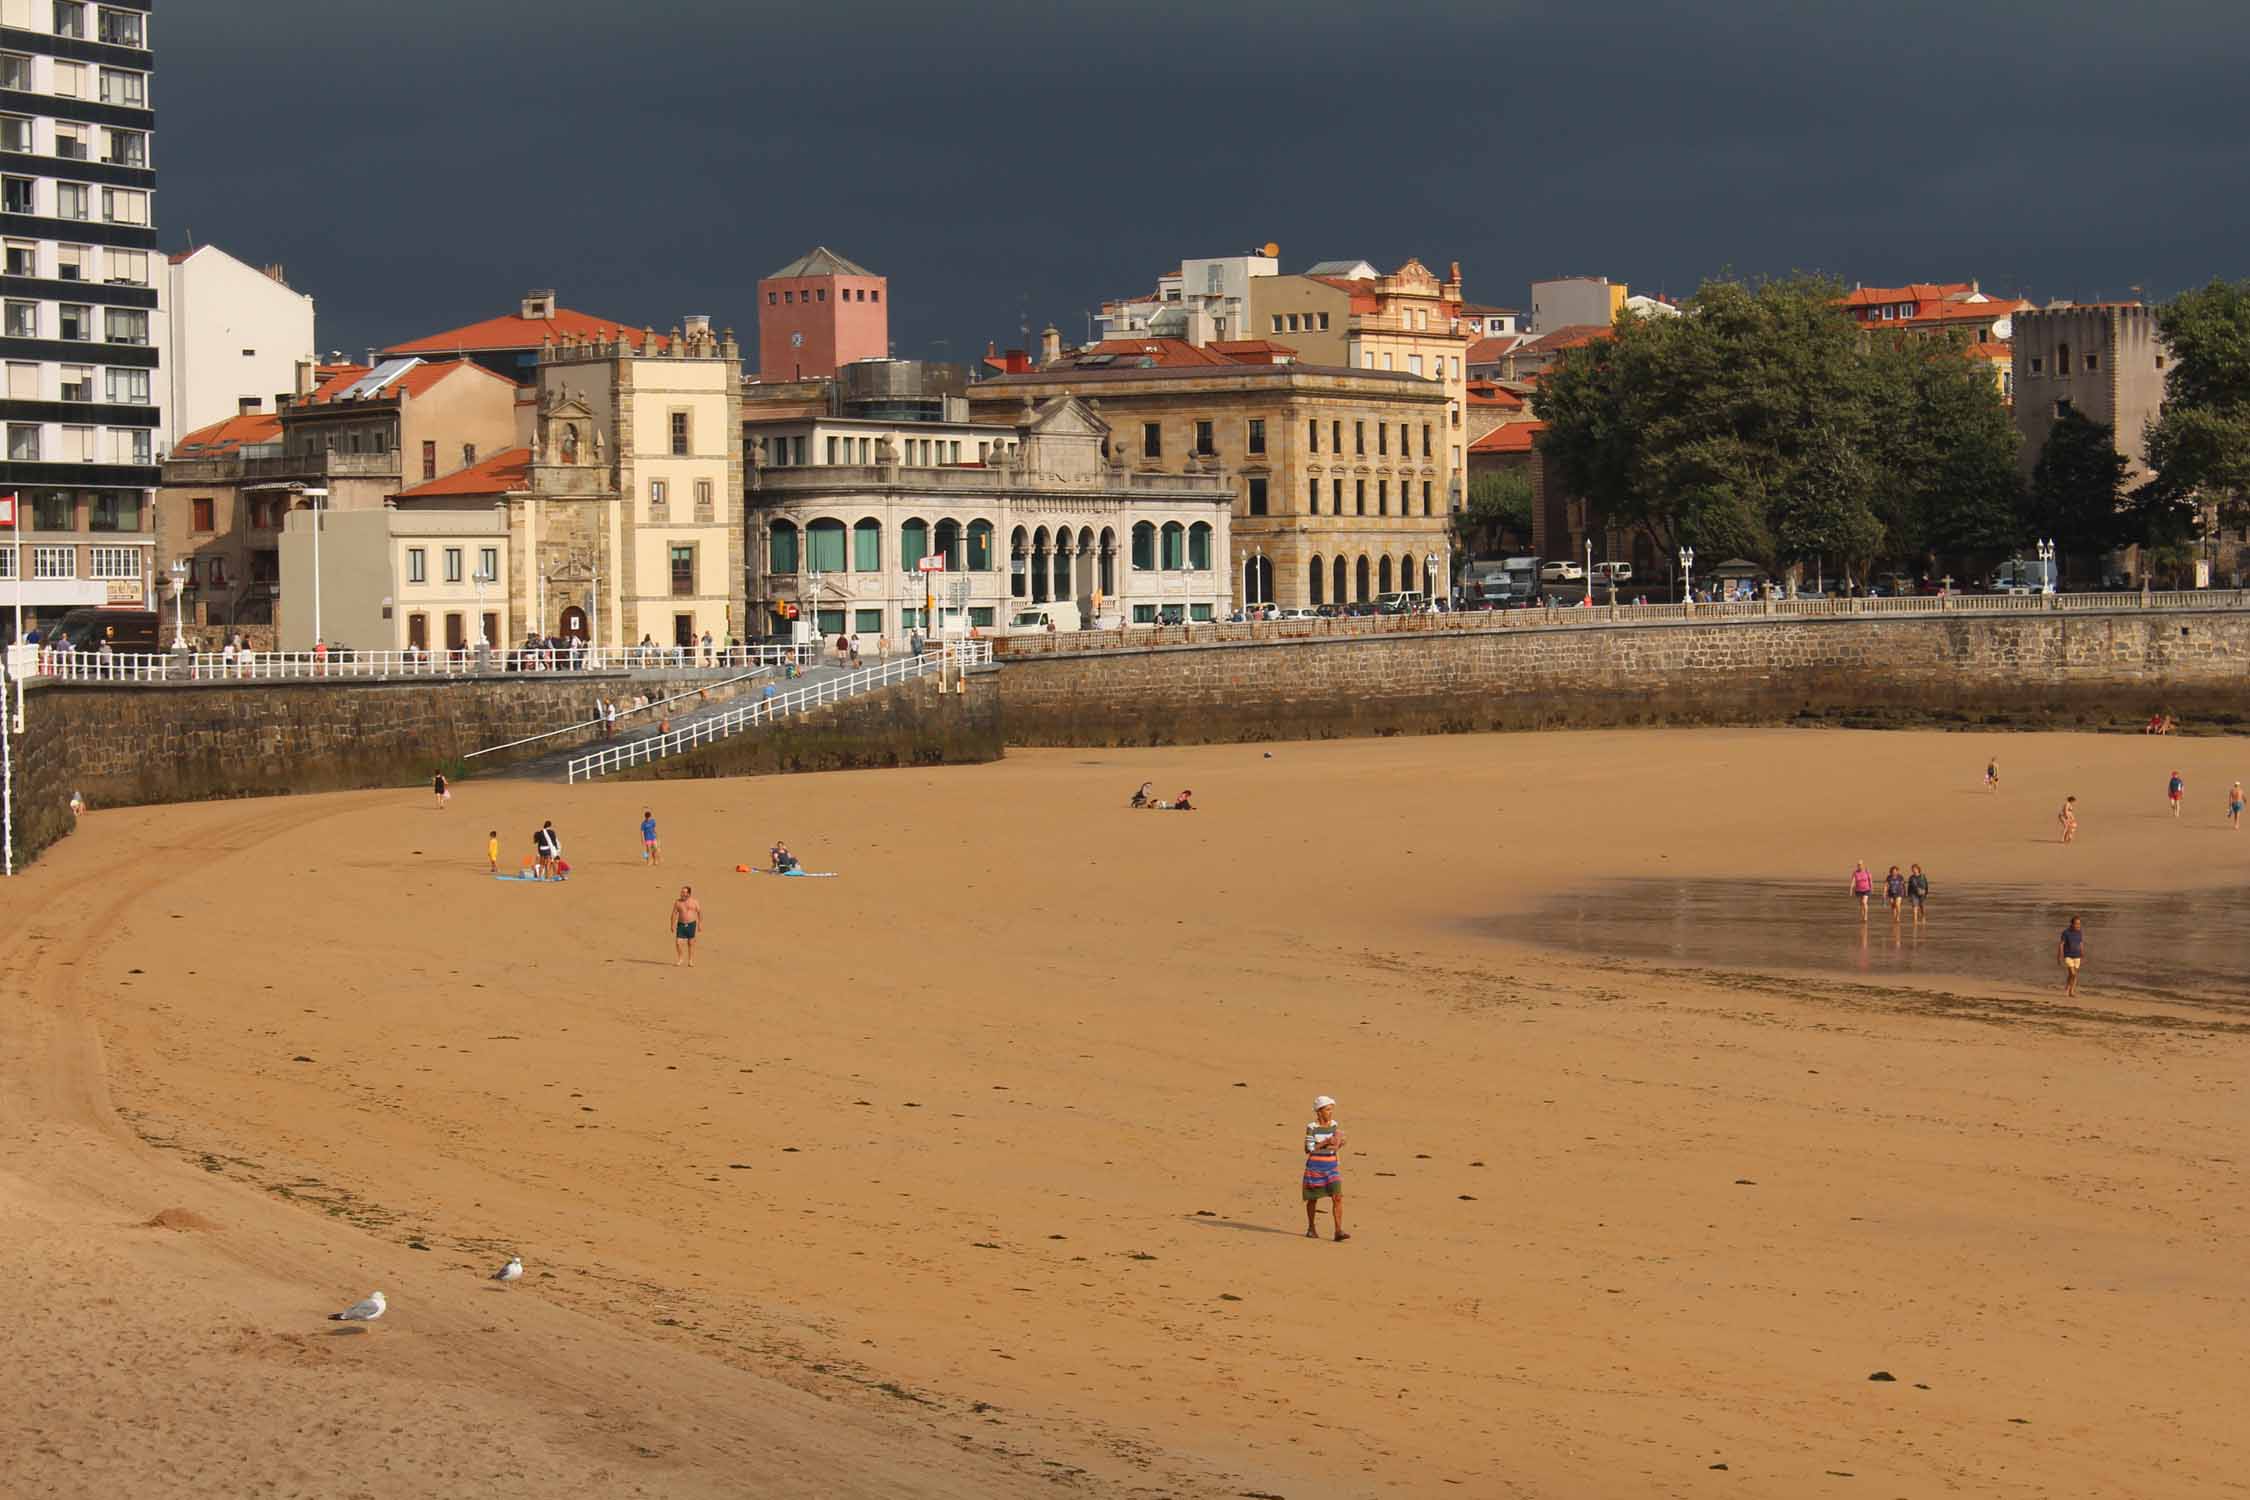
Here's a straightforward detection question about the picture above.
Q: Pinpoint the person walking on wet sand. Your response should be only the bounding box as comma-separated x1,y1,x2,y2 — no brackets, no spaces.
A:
2228,780,2244,831
2057,796,2078,844
2167,769,2185,818
432,770,449,810
1907,863,1929,924
1851,860,1873,919
1884,865,1906,921
670,885,702,966
1302,1096,1347,1242
1984,757,1999,793
2057,916,2085,997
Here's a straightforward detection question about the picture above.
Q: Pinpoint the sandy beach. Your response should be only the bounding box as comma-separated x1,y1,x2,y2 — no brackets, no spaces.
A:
5,726,2247,1498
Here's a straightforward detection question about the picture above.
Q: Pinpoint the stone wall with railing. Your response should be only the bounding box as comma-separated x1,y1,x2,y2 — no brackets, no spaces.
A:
994,600,2250,745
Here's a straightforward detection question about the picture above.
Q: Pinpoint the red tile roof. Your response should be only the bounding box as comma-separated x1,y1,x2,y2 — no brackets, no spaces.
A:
1055,338,1234,368
288,358,513,407
1842,282,1977,309
385,307,667,357
1466,382,1525,409
172,411,282,457
1207,339,1298,364
297,363,372,403
1964,342,2013,359
396,446,531,500
1469,420,1547,454
1521,324,1613,355
1466,335,1527,364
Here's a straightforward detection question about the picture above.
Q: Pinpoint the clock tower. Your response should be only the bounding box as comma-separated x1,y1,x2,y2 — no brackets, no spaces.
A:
757,246,888,382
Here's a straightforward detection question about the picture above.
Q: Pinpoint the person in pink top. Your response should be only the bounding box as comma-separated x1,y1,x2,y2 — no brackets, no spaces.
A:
1850,860,1873,920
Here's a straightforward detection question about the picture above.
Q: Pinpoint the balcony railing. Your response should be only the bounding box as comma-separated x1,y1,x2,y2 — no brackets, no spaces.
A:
239,451,403,482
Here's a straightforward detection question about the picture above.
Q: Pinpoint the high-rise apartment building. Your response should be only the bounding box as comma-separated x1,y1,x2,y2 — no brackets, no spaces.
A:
0,0,158,630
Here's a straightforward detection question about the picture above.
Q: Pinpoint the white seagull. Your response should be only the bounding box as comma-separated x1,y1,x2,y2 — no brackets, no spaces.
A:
329,1290,387,1324
491,1254,523,1285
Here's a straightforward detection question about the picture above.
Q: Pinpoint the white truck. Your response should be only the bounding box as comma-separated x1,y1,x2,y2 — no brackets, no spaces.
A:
1006,603,1083,634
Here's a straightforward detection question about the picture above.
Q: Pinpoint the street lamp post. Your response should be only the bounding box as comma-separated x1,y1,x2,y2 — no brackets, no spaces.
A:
167,558,188,649
1679,545,1696,606
472,567,492,648
1426,553,1438,611
2036,537,2057,595
301,486,329,648
1583,537,1593,606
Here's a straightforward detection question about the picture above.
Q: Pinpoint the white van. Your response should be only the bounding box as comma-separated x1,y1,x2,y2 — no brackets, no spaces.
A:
1006,603,1082,634
1592,561,1633,582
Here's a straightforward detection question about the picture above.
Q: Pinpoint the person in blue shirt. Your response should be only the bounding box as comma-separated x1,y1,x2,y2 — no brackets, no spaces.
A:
2057,916,2085,997
640,809,661,865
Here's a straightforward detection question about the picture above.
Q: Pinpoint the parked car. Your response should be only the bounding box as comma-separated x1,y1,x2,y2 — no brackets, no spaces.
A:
1592,561,1633,583
1539,560,1585,582
1272,607,1319,621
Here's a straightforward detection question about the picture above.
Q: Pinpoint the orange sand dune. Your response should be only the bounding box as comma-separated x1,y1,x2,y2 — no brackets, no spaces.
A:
5,728,2246,1497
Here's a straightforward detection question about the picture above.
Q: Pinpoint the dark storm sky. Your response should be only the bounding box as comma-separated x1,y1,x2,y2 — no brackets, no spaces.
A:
165,0,2248,366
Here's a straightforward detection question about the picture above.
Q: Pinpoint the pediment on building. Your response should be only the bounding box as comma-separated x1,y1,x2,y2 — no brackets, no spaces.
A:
1019,394,1111,441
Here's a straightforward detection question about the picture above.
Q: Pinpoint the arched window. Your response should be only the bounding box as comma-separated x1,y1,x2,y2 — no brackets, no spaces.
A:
1187,522,1212,571
1031,527,1050,603
1355,555,1371,602
1333,556,1347,605
1050,529,1070,599
1161,521,1185,571
1379,555,1394,594
967,519,994,571
900,518,929,569
1010,526,1029,597
1131,521,1156,571
934,518,962,569
852,517,882,572
1309,554,1325,607
768,520,799,573
807,517,846,573
1401,553,1417,594
1099,527,1116,594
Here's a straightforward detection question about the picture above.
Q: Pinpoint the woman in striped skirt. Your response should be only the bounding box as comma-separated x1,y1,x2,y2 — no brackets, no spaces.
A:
1302,1096,1348,1242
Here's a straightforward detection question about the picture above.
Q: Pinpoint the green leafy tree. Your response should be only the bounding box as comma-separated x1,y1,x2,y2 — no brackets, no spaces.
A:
2024,408,2131,576
1453,470,1534,558
2146,278,2250,525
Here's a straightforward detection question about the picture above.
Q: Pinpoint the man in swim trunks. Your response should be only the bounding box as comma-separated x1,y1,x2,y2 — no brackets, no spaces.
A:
2167,770,2184,818
2057,915,2084,997
671,885,702,966
641,808,661,864
1302,1096,1347,1242
2228,780,2244,831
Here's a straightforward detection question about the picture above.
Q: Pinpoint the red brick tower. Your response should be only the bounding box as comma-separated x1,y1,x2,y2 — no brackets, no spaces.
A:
757,247,888,381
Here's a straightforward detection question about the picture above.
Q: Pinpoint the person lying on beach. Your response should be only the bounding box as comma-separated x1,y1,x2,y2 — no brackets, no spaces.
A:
1130,781,1153,809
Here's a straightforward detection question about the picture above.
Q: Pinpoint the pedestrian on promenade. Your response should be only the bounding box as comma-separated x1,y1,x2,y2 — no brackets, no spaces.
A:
848,633,863,669
671,885,701,966
1851,860,1873,919
2057,916,2085,997
1302,1096,1348,1242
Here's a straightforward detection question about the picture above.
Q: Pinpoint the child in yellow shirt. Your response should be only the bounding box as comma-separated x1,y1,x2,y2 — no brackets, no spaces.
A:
486,830,500,873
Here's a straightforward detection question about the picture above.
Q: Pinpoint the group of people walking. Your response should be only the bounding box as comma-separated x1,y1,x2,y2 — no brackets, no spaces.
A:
1849,860,1930,924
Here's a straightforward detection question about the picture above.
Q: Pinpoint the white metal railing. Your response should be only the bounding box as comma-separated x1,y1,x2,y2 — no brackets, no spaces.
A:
466,663,784,761
991,589,2250,657
25,643,817,683
565,642,993,783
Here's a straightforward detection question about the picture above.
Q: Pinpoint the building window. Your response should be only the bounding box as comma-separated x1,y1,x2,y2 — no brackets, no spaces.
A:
1188,522,1212,570
97,8,145,48
1270,315,1283,334
767,521,799,572
442,547,463,583
2084,353,2099,372
694,478,713,513
1354,421,1366,456
1383,352,1394,371
206,556,226,587
1308,476,1320,514
406,548,427,583
766,291,777,305
825,435,839,464
1378,480,1388,515
1247,418,1265,455
0,116,27,153
1378,422,1388,456
89,490,137,529
191,497,214,532
2,240,30,276
1194,419,1214,456
57,423,90,460
670,544,695,597
89,544,135,579
1160,521,1185,570
101,187,147,225
103,367,148,404
1318,312,1330,331
54,2,88,38
6,423,38,461
478,547,498,582
0,55,26,91
1131,521,1156,571
1142,422,1161,459
51,59,82,96
650,478,668,509
851,517,882,572
1307,419,1319,453
33,544,73,578
1423,481,1433,516
102,307,146,344
2029,356,2044,374
2,301,33,338
791,435,806,465
1248,477,1268,516
462,443,477,468
97,68,145,107
420,440,437,480
1422,423,1432,458
2055,398,2074,419
670,410,691,455
1332,478,1343,513
59,183,95,220
1355,479,1366,515
1409,354,1423,377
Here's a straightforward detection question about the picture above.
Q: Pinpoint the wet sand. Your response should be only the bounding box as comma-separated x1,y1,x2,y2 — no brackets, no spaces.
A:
6,727,2248,1497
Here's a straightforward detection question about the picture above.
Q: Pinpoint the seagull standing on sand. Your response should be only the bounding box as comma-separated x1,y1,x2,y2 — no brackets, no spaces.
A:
492,1255,523,1285
329,1291,386,1324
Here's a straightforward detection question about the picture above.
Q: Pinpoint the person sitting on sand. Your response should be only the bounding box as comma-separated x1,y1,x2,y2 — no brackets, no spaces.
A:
770,841,799,874
1171,788,1195,812
2146,713,2164,735
1130,781,1153,809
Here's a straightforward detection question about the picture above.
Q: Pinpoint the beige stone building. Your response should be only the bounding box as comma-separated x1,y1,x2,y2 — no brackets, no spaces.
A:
277,501,509,652
968,363,1451,608
509,317,745,650
747,395,1233,633
1247,260,1471,521
2010,303,2167,483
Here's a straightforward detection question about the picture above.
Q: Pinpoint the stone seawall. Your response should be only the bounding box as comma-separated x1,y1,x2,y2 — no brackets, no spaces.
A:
612,670,1002,783
7,672,755,867
995,610,2250,745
